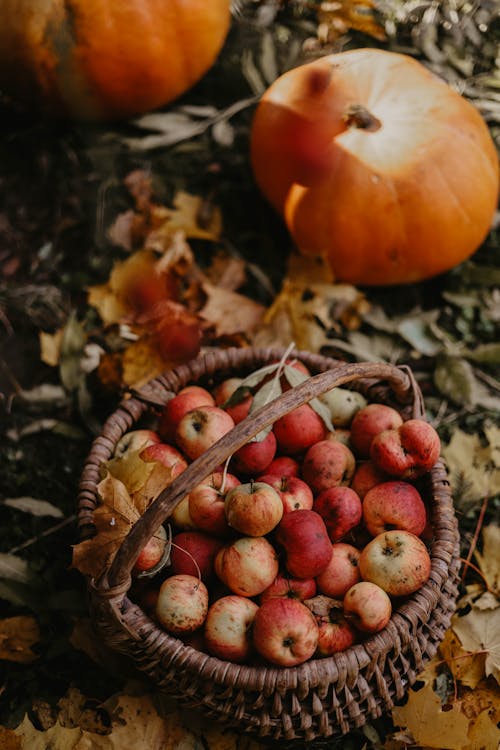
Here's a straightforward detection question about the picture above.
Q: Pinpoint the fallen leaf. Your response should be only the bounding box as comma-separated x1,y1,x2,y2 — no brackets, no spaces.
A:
2,497,64,518
153,190,222,242
460,680,500,724
253,277,368,352
474,524,500,596
433,354,478,406
0,553,32,583
441,428,500,511
88,249,159,326
438,628,486,690
120,337,170,390
0,727,22,750
453,608,500,685
199,282,266,338
0,616,40,663
392,681,470,749
466,708,500,750
317,0,387,43
39,328,64,367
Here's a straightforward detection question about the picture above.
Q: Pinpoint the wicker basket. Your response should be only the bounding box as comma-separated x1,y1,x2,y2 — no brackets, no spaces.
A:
77,347,460,744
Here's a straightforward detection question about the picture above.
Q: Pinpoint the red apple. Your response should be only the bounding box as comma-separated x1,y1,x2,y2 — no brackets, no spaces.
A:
133,525,168,574
370,419,441,480
302,440,356,494
313,486,362,542
275,509,333,578
258,455,300,479
315,543,361,598
252,597,319,666
214,377,244,406
362,481,427,537
215,537,279,597
175,406,235,460
257,474,314,513
273,403,327,456
349,403,403,458
170,531,224,582
343,581,392,634
230,430,277,476
304,595,357,656
155,574,209,634
350,461,391,500
157,386,215,443
204,595,259,663
114,429,160,458
359,530,432,596
188,471,241,537
139,442,188,479
224,481,283,537
259,573,316,603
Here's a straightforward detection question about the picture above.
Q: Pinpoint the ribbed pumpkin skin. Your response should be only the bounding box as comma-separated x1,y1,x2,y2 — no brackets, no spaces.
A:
0,0,231,119
250,49,499,286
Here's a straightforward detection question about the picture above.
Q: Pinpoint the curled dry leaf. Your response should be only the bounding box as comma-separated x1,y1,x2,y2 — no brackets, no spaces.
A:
0,615,40,663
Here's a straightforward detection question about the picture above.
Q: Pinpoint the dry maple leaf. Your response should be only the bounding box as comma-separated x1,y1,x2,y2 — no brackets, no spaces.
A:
317,0,387,43
71,472,139,579
391,680,470,749
0,615,40,663
452,607,500,685
0,727,22,750
199,282,266,339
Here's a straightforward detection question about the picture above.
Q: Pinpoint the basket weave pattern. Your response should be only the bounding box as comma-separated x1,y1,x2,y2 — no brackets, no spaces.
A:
77,347,460,743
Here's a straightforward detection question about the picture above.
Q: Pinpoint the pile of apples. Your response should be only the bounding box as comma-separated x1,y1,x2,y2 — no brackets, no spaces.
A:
115,360,441,668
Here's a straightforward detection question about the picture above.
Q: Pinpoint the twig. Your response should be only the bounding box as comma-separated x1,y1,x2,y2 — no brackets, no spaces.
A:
459,555,494,593
460,494,489,585
8,515,76,554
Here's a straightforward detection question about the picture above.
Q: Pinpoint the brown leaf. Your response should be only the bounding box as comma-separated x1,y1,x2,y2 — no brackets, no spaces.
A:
392,681,470,749
199,282,266,338
0,616,40,663
317,0,387,43
466,708,500,750
71,473,139,579
39,328,64,367
118,337,168,391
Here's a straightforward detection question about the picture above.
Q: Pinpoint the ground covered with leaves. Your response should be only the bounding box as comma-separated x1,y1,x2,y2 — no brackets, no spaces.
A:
0,2,499,748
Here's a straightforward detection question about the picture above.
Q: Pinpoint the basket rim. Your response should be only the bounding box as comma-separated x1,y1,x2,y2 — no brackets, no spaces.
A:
77,347,459,697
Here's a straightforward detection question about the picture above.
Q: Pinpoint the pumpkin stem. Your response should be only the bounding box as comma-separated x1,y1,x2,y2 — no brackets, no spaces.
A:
344,104,381,132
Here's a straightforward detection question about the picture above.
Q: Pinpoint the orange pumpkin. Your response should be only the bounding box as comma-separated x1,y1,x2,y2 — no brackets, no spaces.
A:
250,49,499,286
0,0,231,120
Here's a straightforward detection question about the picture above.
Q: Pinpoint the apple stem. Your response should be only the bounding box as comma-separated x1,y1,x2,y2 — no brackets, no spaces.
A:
343,104,381,132
170,541,202,583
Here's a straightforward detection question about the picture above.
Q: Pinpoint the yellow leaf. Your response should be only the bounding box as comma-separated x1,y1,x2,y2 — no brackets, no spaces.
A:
87,249,158,326
120,336,170,390
467,709,500,750
391,681,470,749
0,726,22,750
104,451,156,497
0,616,40,663
159,191,222,242
39,328,64,367
254,277,368,352
317,0,387,43
453,608,500,685
439,628,486,690
460,680,500,724
131,461,175,516
474,524,500,596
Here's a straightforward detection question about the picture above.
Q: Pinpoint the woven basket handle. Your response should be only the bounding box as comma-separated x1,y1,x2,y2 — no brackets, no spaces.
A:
103,360,421,593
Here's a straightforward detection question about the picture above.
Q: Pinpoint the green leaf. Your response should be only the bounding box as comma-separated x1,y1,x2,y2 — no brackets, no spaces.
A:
397,315,442,356
433,354,477,405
